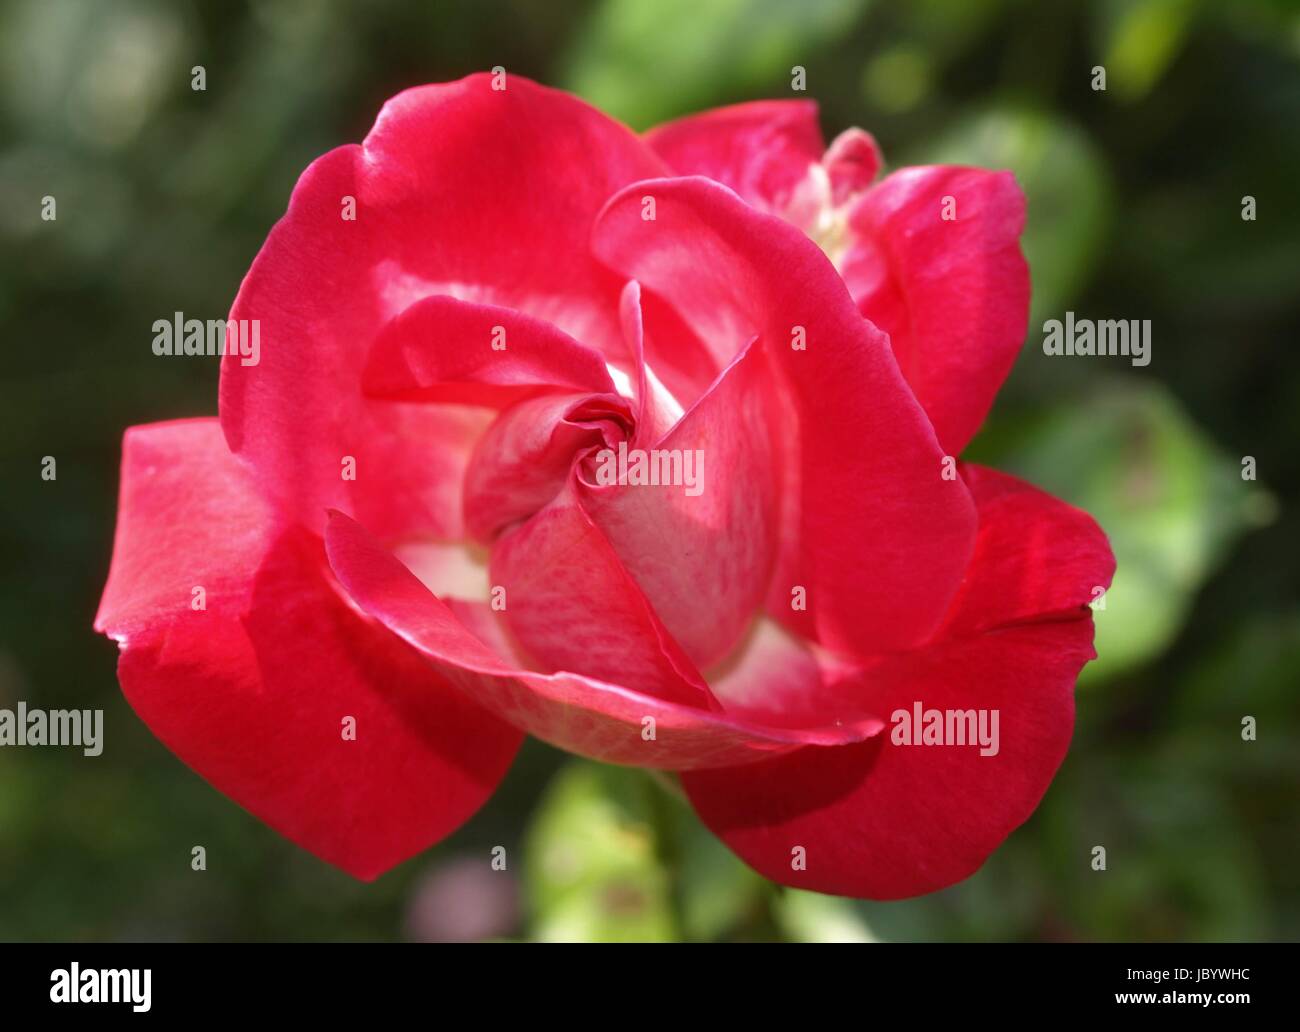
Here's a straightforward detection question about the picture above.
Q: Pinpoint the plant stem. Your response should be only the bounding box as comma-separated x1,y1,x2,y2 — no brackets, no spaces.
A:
643,770,690,940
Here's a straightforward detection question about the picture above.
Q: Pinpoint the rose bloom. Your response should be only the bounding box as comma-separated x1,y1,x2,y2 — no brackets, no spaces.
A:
96,75,1113,900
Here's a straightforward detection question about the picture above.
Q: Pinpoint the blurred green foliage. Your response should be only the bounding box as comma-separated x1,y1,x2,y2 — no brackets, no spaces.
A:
1,0,1297,942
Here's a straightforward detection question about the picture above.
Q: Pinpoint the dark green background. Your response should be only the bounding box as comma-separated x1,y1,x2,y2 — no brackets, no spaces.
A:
1,0,1296,941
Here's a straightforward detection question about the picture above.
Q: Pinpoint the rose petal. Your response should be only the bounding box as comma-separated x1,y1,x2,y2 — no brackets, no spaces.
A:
220,74,668,538
841,166,1030,455
644,100,824,214
823,128,882,206
362,294,616,407
681,466,1113,898
579,333,779,668
462,391,631,543
683,619,1092,898
705,617,872,729
592,176,977,657
941,464,1116,636
324,510,884,769
95,420,521,880
636,285,721,414
489,479,717,710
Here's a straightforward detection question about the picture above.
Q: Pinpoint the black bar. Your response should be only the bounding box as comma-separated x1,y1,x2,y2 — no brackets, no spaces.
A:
0,944,1282,1019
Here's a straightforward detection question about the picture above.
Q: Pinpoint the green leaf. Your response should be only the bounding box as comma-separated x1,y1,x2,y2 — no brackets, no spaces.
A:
1095,0,1197,102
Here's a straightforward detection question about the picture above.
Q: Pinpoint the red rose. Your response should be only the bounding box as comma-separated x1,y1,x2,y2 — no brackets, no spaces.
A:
96,76,1113,899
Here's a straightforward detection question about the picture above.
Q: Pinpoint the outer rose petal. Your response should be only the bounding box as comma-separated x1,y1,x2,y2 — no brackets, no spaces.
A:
324,510,884,769
220,74,669,539
644,100,825,214
94,420,521,880
942,464,1116,636
592,176,977,657
682,620,1091,899
841,166,1031,455
681,467,1114,899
